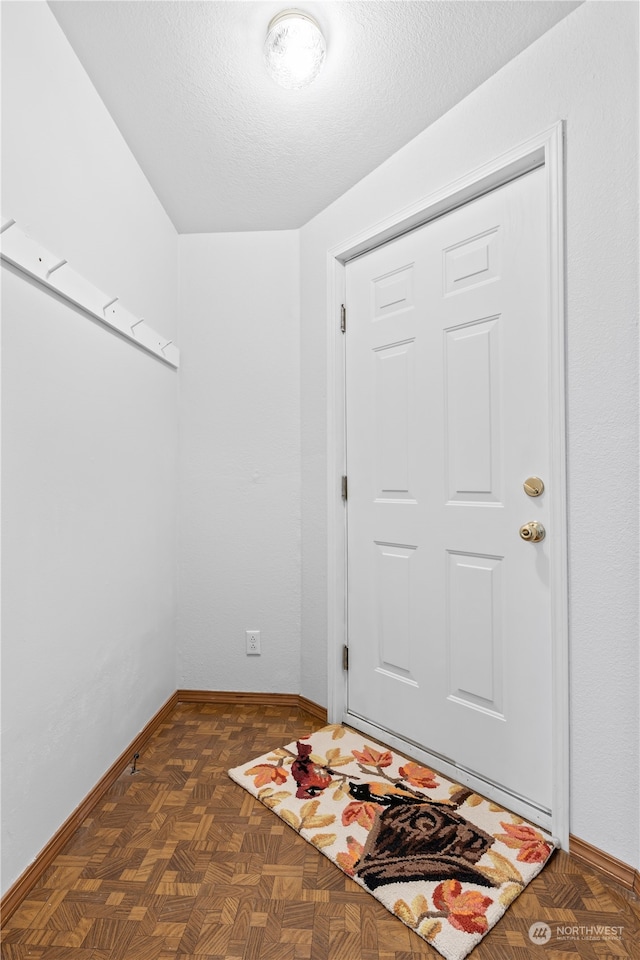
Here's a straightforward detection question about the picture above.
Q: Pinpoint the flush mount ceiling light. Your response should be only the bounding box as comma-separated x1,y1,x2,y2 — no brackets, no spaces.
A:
264,10,326,89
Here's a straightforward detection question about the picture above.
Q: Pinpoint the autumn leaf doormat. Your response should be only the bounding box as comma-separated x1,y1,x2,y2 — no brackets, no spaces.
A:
228,725,556,960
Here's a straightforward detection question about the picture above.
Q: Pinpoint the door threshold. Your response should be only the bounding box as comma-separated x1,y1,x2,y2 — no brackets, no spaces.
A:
345,711,555,840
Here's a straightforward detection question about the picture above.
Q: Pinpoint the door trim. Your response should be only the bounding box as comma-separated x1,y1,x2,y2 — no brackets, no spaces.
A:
326,122,569,847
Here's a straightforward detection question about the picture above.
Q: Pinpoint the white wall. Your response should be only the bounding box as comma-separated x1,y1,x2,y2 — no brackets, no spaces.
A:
1,1,179,894
300,0,639,867
176,232,301,695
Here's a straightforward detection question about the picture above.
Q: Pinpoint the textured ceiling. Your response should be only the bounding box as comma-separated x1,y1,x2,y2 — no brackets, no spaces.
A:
49,1,582,233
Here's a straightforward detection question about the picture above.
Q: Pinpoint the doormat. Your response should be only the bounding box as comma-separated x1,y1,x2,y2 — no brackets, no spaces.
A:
228,725,556,960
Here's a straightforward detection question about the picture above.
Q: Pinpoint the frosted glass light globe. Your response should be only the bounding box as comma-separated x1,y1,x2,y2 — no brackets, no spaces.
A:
264,11,326,89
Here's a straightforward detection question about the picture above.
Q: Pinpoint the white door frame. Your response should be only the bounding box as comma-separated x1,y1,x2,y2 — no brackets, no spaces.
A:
325,122,569,847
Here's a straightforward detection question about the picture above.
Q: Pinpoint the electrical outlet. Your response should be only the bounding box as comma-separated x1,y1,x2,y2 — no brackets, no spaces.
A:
246,629,261,655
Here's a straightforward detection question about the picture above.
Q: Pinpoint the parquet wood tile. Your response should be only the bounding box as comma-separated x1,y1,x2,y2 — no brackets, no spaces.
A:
2,702,638,959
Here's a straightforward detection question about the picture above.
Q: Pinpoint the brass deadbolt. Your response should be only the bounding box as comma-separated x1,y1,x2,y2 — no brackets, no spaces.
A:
523,477,545,497
519,521,546,542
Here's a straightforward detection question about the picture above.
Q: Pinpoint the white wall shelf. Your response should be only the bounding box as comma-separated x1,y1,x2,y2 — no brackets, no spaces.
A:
0,216,179,368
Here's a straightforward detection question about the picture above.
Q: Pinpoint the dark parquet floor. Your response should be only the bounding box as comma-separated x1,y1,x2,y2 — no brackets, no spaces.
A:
2,702,638,959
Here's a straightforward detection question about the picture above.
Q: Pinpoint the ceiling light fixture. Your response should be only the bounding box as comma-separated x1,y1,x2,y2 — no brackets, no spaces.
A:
264,10,326,89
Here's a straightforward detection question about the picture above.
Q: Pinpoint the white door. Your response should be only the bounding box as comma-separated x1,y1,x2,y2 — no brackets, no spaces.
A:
345,168,552,812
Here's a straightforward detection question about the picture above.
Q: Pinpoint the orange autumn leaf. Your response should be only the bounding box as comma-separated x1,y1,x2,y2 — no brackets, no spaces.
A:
352,745,394,767
433,880,493,935
336,836,364,876
398,761,439,789
246,763,288,788
341,800,381,830
495,822,552,863
432,879,459,912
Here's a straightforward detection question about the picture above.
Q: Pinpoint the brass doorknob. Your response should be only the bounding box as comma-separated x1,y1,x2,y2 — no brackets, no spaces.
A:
519,521,546,542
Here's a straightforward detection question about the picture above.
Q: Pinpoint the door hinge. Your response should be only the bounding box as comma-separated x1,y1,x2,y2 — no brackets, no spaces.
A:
340,304,346,333
343,645,349,671
341,475,348,500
